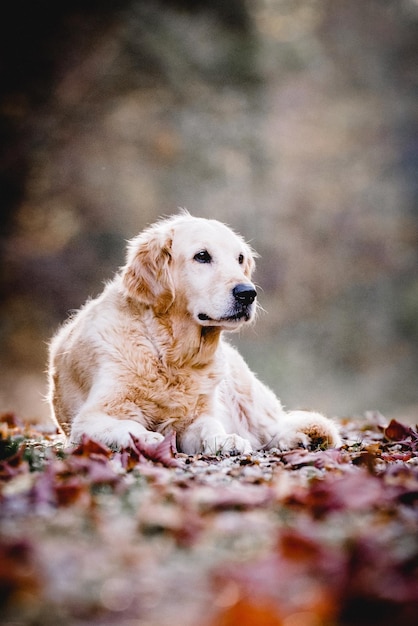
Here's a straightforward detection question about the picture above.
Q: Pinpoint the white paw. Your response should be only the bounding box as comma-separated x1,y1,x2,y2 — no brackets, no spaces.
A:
135,431,165,446
269,411,341,451
119,423,164,449
72,419,164,450
274,430,311,451
202,433,252,455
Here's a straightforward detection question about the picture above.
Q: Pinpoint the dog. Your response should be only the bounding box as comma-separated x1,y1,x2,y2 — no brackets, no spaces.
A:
48,212,341,454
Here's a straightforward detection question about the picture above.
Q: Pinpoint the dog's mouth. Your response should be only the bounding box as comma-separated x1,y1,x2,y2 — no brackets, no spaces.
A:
197,308,253,325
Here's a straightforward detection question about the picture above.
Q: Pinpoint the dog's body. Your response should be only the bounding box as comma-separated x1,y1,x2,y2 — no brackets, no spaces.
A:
48,212,340,454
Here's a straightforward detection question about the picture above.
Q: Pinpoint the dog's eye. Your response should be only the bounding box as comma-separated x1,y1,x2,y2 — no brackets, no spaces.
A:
238,254,244,265
194,250,212,264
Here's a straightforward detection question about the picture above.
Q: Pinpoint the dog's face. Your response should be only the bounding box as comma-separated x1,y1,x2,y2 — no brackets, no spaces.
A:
171,217,257,329
122,214,257,330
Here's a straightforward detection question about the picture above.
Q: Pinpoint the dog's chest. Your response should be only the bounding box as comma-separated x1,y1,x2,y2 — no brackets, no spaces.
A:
126,352,223,427
120,314,224,424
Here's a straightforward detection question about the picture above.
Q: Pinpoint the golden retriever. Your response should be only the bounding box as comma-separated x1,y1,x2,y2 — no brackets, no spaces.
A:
48,212,341,454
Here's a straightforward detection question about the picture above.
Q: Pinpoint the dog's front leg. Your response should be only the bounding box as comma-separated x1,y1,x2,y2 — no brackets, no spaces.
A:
179,414,252,456
70,406,164,450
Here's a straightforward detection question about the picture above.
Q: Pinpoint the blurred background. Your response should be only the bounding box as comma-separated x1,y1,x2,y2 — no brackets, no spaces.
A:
0,0,417,424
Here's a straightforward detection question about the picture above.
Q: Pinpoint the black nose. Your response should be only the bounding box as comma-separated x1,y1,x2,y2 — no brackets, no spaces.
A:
232,283,257,305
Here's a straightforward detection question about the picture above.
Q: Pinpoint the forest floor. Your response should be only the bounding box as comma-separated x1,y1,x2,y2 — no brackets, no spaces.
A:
0,412,417,626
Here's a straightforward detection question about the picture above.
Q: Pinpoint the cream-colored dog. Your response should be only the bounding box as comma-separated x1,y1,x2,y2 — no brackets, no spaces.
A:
48,212,341,454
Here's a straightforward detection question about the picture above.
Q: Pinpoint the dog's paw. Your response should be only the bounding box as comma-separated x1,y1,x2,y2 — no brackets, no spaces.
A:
202,433,252,456
110,422,164,449
72,419,164,450
270,411,341,451
135,431,165,446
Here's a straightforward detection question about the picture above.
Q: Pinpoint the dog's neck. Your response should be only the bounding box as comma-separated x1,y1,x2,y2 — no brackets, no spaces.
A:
122,288,223,368
162,311,222,368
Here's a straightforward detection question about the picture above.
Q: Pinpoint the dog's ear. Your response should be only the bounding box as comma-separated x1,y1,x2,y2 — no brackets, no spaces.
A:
243,245,257,278
122,225,174,313
244,254,255,278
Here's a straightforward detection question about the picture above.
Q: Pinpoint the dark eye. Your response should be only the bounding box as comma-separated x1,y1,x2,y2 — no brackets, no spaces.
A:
238,253,244,265
194,250,212,263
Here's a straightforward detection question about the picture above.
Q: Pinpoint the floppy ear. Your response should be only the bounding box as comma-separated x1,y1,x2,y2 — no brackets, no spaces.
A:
122,224,174,313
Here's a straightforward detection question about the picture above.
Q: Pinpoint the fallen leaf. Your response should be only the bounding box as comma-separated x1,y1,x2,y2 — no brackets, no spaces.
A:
282,447,349,469
384,420,418,447
70,435,112,459
285,471,387,517
130,431,183,468
213,597,283,626
54,477,90,507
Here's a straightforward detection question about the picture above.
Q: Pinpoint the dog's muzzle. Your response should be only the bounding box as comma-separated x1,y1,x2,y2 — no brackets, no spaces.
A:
197,283,257,324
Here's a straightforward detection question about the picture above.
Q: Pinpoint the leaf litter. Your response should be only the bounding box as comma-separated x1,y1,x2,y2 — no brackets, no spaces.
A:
0,411,417,626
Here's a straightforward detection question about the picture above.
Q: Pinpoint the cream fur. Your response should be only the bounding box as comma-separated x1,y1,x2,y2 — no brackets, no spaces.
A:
48,212,341,454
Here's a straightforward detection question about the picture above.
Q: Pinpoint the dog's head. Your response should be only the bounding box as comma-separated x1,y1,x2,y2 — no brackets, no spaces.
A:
122,212,258,329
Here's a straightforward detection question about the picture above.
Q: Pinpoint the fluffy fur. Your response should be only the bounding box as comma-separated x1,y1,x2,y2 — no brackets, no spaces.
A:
48,212,341,454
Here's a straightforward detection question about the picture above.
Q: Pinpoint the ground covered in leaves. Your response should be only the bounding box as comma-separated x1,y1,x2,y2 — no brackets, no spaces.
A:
1,412,417,626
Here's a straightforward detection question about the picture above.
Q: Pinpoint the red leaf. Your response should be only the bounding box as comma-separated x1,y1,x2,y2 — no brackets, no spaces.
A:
67,452,121,487
286,471,386,517
282,447,349,469
117,448,141,471
384,419,418,444
279,529,322,562
130,431,182,468
83,458,121,486
214,598,283,626
381,451,413,462
70,435,112,459
54,478,89,506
